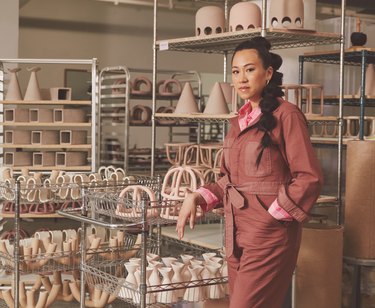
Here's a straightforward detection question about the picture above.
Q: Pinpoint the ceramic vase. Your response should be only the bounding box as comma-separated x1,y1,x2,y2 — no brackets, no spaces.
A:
157,267,177,303
206,263,224,299
195,6,225,36
5,68,23,100
148,261,162,293
174,83,200,114
162,257,178,267
183,265,204,302
171,261,185,299
124,262,139,299
24,66,42,100
146,253,160,264
270,0,304,29
229,2,261,31
145,267,157,304
204,82,230,114
180,254,194,281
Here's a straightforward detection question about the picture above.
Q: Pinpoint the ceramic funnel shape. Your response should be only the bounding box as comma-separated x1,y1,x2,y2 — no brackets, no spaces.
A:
219,82,233,105
5,68,23,100
196,6,225,36
229,2,261,32
204,82,229,114
174,83,200,114
270,0,304,29
24,66,42,100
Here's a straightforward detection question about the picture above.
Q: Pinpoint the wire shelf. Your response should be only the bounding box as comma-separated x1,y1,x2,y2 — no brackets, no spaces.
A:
155,113,236,123
0,233,150,275
156,28,340,54
83,260,228,306
300,49,375,66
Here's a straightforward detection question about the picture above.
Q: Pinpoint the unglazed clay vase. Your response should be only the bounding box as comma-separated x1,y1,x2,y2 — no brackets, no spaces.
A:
229,2,261,31
195,6,225,36
270,0,304,29
171,261,186,299
204,82,229,114
157,267,177,304
24,66,42,100
183,265,204,302
174,83,200,114
124,262,138,299
5,68,23,100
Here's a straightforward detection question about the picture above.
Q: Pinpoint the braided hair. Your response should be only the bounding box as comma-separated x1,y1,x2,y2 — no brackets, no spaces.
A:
232,37,284,167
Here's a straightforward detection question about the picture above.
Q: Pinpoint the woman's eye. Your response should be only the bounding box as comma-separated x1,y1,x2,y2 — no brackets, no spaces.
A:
232,70,239,75
246,68,255,73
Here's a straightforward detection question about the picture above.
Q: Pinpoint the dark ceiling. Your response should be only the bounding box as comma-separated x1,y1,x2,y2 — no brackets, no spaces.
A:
317,0,375,14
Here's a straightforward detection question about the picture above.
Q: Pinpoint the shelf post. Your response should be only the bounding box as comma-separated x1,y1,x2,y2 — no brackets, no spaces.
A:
359,50,366,140
140,199,148,308
337,0,346,225
261,0,267,37
151,0,158,177
80,186,88,308
14,180,20,308
91,58,98,172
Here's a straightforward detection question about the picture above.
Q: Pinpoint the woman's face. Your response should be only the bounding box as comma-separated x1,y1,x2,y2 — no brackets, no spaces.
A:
231,49,273,103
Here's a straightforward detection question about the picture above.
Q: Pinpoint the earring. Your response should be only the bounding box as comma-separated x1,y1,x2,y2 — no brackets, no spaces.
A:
266,80,270,85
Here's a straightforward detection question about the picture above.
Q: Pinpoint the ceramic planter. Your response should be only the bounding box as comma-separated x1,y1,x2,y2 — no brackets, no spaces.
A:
269,0,304,29
229,2,261,31
195,6,225,36
5,68,23,100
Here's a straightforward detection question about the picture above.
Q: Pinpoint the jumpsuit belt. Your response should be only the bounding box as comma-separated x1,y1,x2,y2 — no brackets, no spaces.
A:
218,175,287,256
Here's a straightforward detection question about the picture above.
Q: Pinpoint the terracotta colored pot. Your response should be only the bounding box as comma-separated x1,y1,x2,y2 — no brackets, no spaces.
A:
157,79,182,97
131,77,152,95
270,0,304,29
130,105,152,125
229,2,261,32
196,6,225,36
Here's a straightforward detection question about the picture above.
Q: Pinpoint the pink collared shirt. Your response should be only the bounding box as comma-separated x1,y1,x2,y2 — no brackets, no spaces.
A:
196,100,293,221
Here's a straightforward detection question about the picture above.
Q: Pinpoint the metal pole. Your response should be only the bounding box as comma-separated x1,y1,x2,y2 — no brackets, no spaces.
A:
124,66,131,174
91,58,97,172
261,0,267,37
298,56,304,84
151,0,158,177
139,200,148,308
359,50,366,140
80,187,88,308
14,180,20,308
337,0,346,225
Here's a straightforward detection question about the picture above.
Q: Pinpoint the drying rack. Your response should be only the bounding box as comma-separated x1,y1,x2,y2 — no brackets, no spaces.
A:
58,179,227,308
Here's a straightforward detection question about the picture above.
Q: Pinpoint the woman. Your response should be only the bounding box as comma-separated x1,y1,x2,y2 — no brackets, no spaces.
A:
176,37,323,308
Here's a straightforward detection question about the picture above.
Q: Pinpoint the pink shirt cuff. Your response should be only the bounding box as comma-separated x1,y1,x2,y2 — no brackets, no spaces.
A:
268,199,293,221
195,187,220,212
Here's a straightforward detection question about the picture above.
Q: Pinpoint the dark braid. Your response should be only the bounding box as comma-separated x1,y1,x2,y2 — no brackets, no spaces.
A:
232,37,284,167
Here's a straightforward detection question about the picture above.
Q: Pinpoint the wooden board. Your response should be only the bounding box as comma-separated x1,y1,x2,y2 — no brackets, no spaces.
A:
1,100,91,105
0,144,91,149
161,223,224,250
303,47,375,56
0,213,61,218
0,122,91,127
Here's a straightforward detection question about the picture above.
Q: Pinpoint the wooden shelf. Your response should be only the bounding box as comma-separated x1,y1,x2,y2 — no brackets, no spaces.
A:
1,122,91,127
0,213,62,218
0,144,91,149
1,100,91,105
7,166,92,171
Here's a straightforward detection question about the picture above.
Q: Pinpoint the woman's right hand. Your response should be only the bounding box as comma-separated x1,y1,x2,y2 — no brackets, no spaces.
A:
176,192,204,240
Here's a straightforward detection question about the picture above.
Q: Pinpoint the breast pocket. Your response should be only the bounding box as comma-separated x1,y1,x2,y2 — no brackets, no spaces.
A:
243,141,272,177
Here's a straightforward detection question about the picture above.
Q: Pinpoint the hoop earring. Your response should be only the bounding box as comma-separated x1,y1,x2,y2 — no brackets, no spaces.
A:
266,80,270,85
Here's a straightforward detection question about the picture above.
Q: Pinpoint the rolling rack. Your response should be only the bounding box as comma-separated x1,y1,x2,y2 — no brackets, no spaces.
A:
58,177,228,308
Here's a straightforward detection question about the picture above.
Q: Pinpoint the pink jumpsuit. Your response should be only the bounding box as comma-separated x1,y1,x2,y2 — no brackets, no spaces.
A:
203,99,323,308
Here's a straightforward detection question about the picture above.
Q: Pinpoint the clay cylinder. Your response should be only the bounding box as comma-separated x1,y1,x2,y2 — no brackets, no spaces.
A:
229,2,261,32
195,6,225,36
295,224,343,308
344,141,375,258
